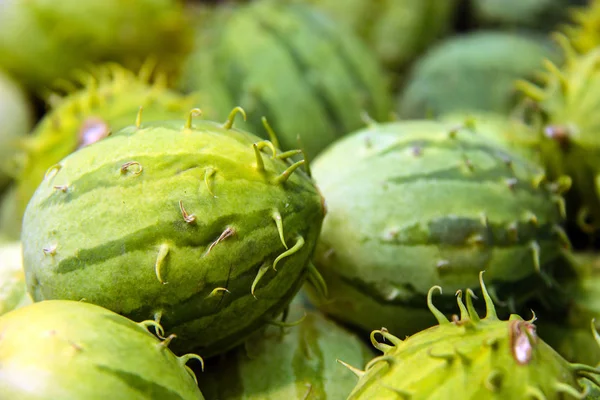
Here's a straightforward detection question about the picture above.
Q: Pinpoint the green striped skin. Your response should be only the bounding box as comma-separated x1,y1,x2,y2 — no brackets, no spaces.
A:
306,119,572,339
398,31,559,119
519,43,600,233
180,0,391,161
345,274,598,399
0,300,204,400
197,304,374,399
470,0,582,31
295,0,457,71
21,115,325,358
0,0,192,91
0,241,32,317
15,64,199,219
0,69,34,191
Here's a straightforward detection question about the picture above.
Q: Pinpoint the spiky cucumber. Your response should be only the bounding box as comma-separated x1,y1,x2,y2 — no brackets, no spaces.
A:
306,119,573,339
21,108,326,358
0,299,204,399
198,303,374,399
179,0,391,161
343,272,600,399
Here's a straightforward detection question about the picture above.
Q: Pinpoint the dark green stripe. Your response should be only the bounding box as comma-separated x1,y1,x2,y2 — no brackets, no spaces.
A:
291,4,379,121
254,16,343,140
95,365,187,400
385,164,542,198
55,211,263,274
377,217,555,247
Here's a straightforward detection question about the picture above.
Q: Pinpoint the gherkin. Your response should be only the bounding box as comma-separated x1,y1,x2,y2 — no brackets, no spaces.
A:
343,272,600,399
21,109,326,358
306,119,573,339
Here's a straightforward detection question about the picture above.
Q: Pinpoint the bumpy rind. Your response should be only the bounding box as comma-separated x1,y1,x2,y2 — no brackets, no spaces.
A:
22,111,325,358
307,119,572,338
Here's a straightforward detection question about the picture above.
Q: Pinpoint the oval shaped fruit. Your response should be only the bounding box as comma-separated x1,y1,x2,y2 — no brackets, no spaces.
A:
198,303,374,399
306,119,573,338
179,0,391,161
21,109,326,358
0,299,204,399
14,63,198,218
0,241,31,316
343,272,600,399
398,31,558,118
0,0,191,90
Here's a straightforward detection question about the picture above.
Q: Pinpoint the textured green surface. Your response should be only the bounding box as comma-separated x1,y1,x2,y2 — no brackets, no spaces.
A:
0,69,34,189
15,64,198,217
0,0,191,90
297,0,456,70
398,31,558,118
180,0,391,161
308,119,572,338
0,241,31,317
471,0,580,30
0,300,204,400
518,44,600,232
198,304,374,399
21,116,325,357
345,275,594,399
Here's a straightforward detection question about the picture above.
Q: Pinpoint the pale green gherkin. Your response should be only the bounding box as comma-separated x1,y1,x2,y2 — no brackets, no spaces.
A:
21,109,326,358
343,272,600,399
306,119,573,339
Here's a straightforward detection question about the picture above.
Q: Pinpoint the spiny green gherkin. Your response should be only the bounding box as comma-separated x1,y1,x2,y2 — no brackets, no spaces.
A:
306,119,573,339
14,63,198,218
517,36,600,233
21,108,326,358
343,272,600,399
0,300,205,399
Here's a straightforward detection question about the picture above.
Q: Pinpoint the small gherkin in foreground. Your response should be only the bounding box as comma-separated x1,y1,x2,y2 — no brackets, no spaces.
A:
21,108,326,358
342,272,600,399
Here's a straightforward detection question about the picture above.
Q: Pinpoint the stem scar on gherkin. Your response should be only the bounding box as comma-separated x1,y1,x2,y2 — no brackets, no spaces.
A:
53,185,68,192
42,244,57,256
223,106,247,130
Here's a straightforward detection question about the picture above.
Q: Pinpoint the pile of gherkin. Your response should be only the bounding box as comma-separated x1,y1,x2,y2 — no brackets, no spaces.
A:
5,0,600,398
